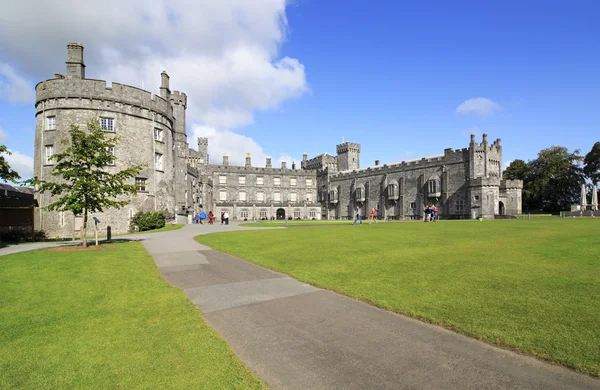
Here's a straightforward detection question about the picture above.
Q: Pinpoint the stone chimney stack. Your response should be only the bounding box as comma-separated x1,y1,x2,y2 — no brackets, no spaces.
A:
303,153,308,161
245,153,251,167
281,161,287,169
266,157,272,168
482,133,488,145
375,160,380,166
292,161,296,170
66,43,85,79
160,71,171,99
223,153,229,166
470,133,476,146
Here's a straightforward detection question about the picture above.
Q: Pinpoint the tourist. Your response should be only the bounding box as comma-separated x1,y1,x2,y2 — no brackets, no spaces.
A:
432,206,439,222
221,212,224,225
369,207,377,224
194,212,200,224
353,205,362,225
224,211,230,225
208,211,214,224
424,206,431,222
199,210,207,224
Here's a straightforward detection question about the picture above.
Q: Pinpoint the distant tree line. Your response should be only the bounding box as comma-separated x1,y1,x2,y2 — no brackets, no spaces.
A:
503,142,600,212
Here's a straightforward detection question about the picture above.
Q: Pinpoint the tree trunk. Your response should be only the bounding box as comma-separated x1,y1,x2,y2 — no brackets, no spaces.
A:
82,208,88,248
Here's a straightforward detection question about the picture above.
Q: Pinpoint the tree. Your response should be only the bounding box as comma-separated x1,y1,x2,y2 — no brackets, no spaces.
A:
503,159,528,180
583,141,600,184
29,119,144,247
524,146,585,212
0,145,21,183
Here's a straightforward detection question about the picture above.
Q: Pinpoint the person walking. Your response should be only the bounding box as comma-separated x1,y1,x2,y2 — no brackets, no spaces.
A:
221,212,224,225
353,205,362,225
194,213,200,224
432,206,439,222
208,211,214,225
199,210,207,224
369,207,377,224
224,211,230,225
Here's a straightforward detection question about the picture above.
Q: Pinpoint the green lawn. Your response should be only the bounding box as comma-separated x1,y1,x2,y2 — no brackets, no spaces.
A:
196,218,600,377
240,219,420,227
0,242,265,389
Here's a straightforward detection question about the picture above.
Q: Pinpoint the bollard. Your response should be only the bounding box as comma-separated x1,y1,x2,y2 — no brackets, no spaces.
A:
107,226,112,241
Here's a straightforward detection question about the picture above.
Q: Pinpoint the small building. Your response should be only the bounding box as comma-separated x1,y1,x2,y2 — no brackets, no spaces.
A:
0,184,38,239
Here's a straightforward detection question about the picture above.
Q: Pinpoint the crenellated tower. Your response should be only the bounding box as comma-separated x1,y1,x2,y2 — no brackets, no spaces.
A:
469,133,502,179
336,142,361,171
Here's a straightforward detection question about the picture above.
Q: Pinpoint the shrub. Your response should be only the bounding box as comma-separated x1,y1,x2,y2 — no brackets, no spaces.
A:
130,211,166,232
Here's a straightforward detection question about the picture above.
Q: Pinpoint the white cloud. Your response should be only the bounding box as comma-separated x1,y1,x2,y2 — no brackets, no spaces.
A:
0,0,308,160
0,63,34,104
2,150,34,179
456,98,502,118
0,127,8,144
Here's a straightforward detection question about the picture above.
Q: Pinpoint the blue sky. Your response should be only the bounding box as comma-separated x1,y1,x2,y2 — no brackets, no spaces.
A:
1,0,599,177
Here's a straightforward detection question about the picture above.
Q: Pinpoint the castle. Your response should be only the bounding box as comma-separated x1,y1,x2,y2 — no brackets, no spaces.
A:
34,43,523,237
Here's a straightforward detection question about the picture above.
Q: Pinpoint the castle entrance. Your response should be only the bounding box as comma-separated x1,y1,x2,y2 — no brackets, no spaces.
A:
498,201,505,215
276,208,286,220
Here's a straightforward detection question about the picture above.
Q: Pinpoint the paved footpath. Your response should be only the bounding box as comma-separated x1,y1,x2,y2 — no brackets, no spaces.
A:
4,223,599,389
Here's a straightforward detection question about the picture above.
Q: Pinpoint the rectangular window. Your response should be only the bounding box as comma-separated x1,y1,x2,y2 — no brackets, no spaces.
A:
291,193,297,202
219,175,227,185
309,211,316,218
257,176,264,186
240,211,249,219
274,177,281,186
306,178,313,186
46,116,56,130
259,210,267,219
290,177,297,186
274,192,281,202
60,211,65,227
107,147,115,165
135,177,147,192
294,210,301,219
154,128,163,142
257,192,265,202
239,176,246,185
456,200,465,211
239,191,247,202
45,145,54,165
100,118,115,132
219,191,227,201
154,153,163,171
475,195,480,201
410,202,416,210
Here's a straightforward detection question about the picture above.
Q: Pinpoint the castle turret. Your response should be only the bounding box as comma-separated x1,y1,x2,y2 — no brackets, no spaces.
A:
197,137,208,164
66,43,85,79
336,142,361,171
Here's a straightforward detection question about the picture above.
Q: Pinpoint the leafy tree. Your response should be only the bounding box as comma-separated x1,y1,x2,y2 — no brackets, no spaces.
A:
29,119,144,247
524,146,585,212
503,159,528,180
583,141,600,184
0,145,21,183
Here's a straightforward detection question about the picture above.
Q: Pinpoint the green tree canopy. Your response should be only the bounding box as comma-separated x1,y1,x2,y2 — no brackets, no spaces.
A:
502,159,528,181
524,146,585,212
0,145,21,183
583,141,600,184
29,119,144,246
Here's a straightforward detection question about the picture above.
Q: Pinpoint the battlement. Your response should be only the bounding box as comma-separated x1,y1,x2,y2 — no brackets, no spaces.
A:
336,142,361,154
197,137,208,146
170,91,187,108
470,133,502,151
500,179,523,189
469,177,502,187
35,78,172,118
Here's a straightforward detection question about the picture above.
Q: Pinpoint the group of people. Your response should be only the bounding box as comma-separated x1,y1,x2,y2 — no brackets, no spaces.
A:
353,206,378,225
193,211,230,225
424,205,439,222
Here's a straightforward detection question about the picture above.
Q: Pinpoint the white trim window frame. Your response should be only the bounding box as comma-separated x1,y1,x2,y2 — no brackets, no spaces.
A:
46,116,56,130
107,147,115,166
154,152,164,171
154,128,163,142
100,117,115,132
45,145,54,165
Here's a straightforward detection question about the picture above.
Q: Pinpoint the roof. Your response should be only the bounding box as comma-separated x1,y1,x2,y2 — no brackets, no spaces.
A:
0,183,35,199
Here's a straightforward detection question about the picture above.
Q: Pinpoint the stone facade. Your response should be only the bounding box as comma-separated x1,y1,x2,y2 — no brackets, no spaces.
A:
34,43,523,237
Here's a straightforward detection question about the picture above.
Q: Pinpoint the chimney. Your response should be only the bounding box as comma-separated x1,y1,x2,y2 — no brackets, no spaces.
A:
281,161,287,169
303,152,308,161
66,43,85,79
160,71,170,99
223,153,229,166
292,161,296,170
470,133,476,146
266,157,272,168
245,153,251,167
375,160,380,166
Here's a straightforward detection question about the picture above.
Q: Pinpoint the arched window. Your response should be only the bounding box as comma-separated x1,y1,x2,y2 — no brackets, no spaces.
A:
426,176,441,198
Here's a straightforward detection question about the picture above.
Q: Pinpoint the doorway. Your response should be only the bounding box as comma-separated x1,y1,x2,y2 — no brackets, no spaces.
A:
498,201,505,215
276,208,286,220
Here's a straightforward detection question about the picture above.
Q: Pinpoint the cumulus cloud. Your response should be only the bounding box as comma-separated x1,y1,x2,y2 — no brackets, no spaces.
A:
456,98,502,118
0,63,34,104
2,150,34,179
0,127,8,144
0,0,308,163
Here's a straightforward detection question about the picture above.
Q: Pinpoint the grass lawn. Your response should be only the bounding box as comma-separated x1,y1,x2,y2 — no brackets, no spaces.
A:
196,218,600,377
0,242,265,389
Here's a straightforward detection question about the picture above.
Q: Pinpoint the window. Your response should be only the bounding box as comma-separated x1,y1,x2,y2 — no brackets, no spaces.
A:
46,116,56,130
154,128,163,142
240,211,249,219
239,191,247,202
219,190,227,201
293,210,301,219
100,118,115,132
306,178,313,186
309,211,316,218
475,195,480,201
257,176,264,186
45,145,54,165
456,200,465,211
410,202,416,209
274,177,281,186
257,192,265,202
239,176,246,185
135,178,147,191
306,193,313,202
387,184,399,200
274,192,281,202
107,147,115,165
259,210,268,219
154,153,163,170
290,177,297,186
428,180,437,194
60,211,65,227
291,193,297,202
356,187,365,202
219,175,227,185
